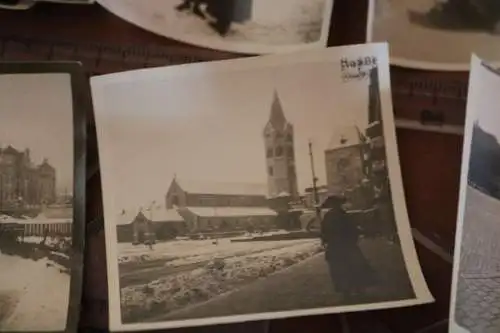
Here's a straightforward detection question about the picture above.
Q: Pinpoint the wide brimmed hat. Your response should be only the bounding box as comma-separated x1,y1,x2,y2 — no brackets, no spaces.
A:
321,195,347,209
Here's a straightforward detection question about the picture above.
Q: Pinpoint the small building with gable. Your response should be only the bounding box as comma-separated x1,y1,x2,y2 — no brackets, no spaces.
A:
116,206,186,243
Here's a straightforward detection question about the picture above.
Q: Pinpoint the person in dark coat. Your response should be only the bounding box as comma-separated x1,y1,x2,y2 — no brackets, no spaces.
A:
320,195,379,302
175,0,205,19
204,0,235,36
205,0,253,36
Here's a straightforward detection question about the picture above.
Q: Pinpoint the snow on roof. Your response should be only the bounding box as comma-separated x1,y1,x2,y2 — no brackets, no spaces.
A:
116,210,138,225
327,125,364,150
185,206,277,218
148,207,184,223
0,214,22,224
175,178,267,196
117,207,184,225
21,217,71,225
40,204,72,220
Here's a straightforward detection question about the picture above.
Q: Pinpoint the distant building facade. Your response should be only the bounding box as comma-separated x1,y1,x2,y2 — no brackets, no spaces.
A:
0,145,56,209
324,126,367,196
263,91,299,200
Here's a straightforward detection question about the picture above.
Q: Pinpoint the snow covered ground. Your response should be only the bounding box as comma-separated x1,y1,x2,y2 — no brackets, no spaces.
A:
0,253,70,331
22,236,71,249
98,0,330,53
119,238,322,322
118,231,307,265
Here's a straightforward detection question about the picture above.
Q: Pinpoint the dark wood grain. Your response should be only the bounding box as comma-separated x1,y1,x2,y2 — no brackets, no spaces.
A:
0,1,464,332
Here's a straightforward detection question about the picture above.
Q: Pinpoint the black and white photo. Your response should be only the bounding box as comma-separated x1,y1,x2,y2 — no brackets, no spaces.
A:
449,56,500,333
0,64,86,333
97,0,334,54
368,0,500,70
91,43,433,331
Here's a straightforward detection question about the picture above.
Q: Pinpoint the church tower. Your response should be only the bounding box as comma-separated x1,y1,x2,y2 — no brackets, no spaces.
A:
263,90,299,199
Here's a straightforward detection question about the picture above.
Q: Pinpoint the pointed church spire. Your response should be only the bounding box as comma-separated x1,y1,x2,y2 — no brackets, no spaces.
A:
268,90,287,129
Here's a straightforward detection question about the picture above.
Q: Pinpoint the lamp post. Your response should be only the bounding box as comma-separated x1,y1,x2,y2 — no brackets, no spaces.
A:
147,200,156,221
145,200,156,246
308,140,321,224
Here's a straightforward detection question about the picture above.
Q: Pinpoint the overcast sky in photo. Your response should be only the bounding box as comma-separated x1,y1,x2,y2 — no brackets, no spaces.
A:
93,55,380,213
0,73,74,194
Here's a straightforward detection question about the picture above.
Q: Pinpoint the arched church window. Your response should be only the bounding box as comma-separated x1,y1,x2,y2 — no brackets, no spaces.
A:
266,148,273,158
275,146,283,156
287,146,294,157
286,133,293,142
268,166,274,176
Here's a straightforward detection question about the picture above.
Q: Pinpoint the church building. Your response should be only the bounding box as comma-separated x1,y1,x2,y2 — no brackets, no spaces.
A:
165,177,276,233
263,91,299,200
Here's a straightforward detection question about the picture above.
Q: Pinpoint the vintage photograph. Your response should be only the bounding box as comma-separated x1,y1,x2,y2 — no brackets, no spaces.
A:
368,0,500,70
450,57,500,333
91,44,433,331
0,71,78,332
97,0,334,54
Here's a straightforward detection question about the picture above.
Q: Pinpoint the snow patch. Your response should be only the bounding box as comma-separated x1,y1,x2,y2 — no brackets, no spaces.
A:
120,240,322,322
0,253,70,331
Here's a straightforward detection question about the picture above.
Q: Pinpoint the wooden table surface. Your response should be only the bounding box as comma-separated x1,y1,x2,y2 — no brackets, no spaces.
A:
0,1,464,332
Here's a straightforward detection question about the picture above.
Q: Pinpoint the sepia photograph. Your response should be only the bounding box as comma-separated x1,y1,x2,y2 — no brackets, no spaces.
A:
368,0,500,70
91,43,433,331
96,0,334,55
450,56,500,333
0,64,86,333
